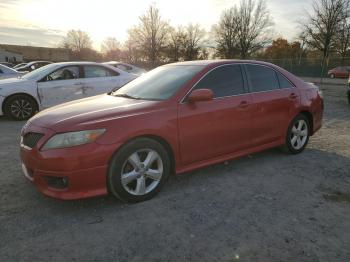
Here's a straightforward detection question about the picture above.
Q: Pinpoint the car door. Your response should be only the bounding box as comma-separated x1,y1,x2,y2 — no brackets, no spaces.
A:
79,65,124,97
178,64,254,165
244,64,299,146
37,65,84,108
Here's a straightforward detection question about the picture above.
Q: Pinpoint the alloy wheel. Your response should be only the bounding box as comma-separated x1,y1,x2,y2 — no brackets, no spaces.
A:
121,149,163,196
290,119,308,150
10,99,33,120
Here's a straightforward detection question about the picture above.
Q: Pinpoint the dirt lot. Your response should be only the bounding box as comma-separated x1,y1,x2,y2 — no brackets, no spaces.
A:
0,81,349,262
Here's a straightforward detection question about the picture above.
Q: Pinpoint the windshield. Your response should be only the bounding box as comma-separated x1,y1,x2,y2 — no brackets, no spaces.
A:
21,64,58,80
112,65,204,100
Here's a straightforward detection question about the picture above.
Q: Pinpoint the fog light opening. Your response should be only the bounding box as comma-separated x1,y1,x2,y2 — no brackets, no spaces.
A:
44,176,69,189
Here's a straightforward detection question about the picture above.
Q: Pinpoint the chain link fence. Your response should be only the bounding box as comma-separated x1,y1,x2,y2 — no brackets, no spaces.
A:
254,57,350,78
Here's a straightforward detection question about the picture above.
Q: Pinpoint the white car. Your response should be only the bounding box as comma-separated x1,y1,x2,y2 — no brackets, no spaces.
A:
104,61,146,75
0,64,23,80
0,62,138,120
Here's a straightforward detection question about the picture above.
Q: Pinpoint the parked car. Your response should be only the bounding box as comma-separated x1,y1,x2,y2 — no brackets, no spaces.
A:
328,66,350,78
0,64,24,80
13,63,28,69
104,61,146,75
0,62,138,120
19,60,324,202
15,61,52,72
0,62,15,68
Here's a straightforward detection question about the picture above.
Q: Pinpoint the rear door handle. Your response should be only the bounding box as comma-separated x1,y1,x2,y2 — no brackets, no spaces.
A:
289,93,298,99
238,100,249,108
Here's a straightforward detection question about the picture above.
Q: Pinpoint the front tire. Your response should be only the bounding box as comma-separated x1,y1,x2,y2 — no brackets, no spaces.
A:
4,95,37,120
283,114,310,154
108,138,171,203
330,74,335,78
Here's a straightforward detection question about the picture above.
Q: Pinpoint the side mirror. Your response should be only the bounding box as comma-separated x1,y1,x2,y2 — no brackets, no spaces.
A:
31,65,35,70
188,89,214,103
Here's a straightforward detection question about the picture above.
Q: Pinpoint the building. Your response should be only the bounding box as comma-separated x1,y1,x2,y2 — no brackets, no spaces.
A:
0,44,70,62
0,48,23,63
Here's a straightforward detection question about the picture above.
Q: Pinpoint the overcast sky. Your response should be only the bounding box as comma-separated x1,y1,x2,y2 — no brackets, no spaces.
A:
0,0,314,50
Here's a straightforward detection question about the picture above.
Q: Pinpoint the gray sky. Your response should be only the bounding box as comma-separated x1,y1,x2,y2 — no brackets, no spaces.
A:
0,0,314,50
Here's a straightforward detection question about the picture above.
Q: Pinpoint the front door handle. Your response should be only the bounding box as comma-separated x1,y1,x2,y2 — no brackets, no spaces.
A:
238,100,249,108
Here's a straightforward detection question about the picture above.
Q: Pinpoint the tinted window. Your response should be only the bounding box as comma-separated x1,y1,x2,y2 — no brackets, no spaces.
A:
195,65,244,98
113,65,204,100
45,66,80,81
276,72,294,89
246,64,279,92
84,66,118,78
0,69,3,74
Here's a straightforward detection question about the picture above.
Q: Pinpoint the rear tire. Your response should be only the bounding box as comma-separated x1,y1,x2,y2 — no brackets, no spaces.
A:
107,138,171,203
283,114,310,154
4,94,37,121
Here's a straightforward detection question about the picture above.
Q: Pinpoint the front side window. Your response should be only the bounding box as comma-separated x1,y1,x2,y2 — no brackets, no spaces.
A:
84,65,118,78
194,64,245,98
0,68,3,74
45,66,80,81
246,64,279,92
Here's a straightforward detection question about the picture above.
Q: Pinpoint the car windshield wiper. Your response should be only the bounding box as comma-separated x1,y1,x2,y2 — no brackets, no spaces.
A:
113,93,141,100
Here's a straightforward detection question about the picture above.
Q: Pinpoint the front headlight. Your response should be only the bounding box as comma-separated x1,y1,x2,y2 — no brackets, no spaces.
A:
42,129,106,150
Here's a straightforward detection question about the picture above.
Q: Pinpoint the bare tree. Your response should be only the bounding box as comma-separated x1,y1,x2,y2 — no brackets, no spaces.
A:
236,0,272,58
334,17,350,64
62,30,92,53
101,37,122,61
122,37,142,64
183,24,206,60
213,0,272,59
212,8,239,58
128,5,169,67
301,0,350,73
168,26,186,62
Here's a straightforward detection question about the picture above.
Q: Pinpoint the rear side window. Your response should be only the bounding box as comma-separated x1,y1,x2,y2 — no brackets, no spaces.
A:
84,65,118,78
276,72,294,89
246,64,279,92
117,64,132,71
195,65,245,98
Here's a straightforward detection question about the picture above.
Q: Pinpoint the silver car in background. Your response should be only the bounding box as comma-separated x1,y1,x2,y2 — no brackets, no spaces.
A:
0,62,138,120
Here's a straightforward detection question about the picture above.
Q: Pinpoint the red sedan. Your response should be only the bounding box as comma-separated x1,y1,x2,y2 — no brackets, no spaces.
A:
328,66,350,78
20,60,324,202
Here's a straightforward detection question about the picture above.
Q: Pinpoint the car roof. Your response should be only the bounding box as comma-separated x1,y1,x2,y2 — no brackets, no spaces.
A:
167,59,280,68
54,61,108,66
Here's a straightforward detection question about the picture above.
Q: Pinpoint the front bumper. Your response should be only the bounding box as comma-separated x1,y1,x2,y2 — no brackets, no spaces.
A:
20,123,120,200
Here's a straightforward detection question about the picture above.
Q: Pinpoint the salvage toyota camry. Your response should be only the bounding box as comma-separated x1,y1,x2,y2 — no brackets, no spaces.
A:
20,60,324,202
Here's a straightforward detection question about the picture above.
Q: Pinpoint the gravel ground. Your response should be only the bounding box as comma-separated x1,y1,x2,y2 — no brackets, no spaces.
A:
0,82,349,262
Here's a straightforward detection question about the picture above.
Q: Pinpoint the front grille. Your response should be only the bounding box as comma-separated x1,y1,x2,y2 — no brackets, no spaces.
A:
22,132,44,149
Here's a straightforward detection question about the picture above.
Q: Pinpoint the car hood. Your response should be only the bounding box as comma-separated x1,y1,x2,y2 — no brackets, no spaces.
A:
29,94,160,131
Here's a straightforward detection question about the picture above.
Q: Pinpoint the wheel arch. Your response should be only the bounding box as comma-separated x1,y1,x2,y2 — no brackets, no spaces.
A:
2,92,39,114
298,110,314,135
108,134,176,174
